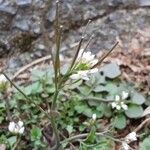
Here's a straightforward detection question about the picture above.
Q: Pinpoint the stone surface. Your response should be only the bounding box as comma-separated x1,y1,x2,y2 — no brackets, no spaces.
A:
0,1,17,15
16,0,32,6
0,0,150,72
139,0,150,6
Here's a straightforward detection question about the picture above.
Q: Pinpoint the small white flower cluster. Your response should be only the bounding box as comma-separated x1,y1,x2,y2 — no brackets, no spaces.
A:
70,49,99,80
92,113,96,121
111,91,128,111
122,132,137,150
8,121,25,134
125,132,137,142
70,68,98,81
77,49,98,68
0,74,7,84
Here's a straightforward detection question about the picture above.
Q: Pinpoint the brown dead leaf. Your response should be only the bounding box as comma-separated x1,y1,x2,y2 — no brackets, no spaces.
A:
130,38,141,54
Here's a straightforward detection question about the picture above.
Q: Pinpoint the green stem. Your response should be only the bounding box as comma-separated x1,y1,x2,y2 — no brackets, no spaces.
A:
12,135,21,150
50,87,61,149
50,115,61,150
51,88,59,110
61,132,122,144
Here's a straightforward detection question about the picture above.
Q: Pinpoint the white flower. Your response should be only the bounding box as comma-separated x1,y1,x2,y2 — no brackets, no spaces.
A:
70,68,98,81
77,49,98,68
18,126,25,134
8,121,25,134
121,104,128,110
70,50,99,80
0,74,7,83
115,95,120,101
111,102,117,108
125,132,137,142
122,142,130,150
116,105,121,110
111,92,129,111
70,70,89,80
8,122,16,133
18,120,23,127
88,68,99,73
122,91,129,99
92,114,96,121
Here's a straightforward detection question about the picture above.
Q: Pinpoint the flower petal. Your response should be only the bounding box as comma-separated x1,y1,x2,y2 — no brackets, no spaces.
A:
18,121,23,127
19,127,25,134
122,142,130,150
125,132,137,142
92,114,96,121
122,104,128,110
115,95,120,101
8,122,16,132
122,91,129,99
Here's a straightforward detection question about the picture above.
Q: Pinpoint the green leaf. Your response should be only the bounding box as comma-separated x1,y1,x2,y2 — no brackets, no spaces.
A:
95,73,106,85
93,85,108,93
105,83,118,95
140,136,150,150
69,80,82,90
8,136,17,147
100,63,121,79
45,84,55,94
31,69,46,81
75,105,86,114
31,126,42,141
31,82,43,94
132,92,146,105
114,114,126,129
83,108,93,117
0,102,5,108
0,116,4,123
84,126,96,144
66,125,73,134
103,105,112,118
125,104,143,118
77,86,91,96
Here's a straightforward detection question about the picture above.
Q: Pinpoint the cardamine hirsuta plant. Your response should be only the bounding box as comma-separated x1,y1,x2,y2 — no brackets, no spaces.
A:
3,1,143,150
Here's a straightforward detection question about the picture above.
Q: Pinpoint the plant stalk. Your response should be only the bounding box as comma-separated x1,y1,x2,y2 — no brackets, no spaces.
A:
50,87,61,149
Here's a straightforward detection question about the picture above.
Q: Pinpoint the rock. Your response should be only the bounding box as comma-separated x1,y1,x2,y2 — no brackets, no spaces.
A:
7,57,23,69
0,0,149,73
13,18,30,31
107,0,137,7
0,40,10,57
16,0,32,6
0,0,3,4
0,1,17,15
138,0,150,6
47,1,55,23
0,14,13,30
37,44,45,50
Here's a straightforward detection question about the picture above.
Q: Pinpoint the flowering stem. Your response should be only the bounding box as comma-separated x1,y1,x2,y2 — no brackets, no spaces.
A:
12,135,21,150
69,36,84,72
3,94,11,121
61,131,122,144
91,42,119,69
50,83,63,149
